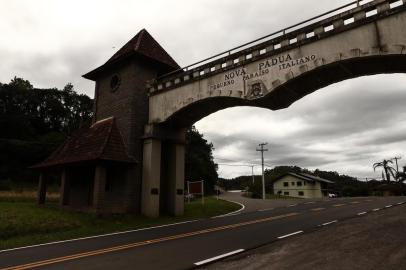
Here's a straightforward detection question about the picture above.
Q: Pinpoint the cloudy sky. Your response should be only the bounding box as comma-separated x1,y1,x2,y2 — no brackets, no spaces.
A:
1,0,405,179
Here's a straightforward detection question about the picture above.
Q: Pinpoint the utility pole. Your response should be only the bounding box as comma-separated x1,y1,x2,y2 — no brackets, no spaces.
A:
251,165,255,184
256,143,268,200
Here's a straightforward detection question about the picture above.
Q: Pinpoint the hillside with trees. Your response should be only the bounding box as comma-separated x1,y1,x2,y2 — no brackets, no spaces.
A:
0,77,219,192
0,77,93,189
218,165,405,197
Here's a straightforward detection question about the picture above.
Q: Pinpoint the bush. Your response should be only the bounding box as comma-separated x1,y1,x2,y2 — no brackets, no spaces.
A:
248,181,263,198
0,179,11,191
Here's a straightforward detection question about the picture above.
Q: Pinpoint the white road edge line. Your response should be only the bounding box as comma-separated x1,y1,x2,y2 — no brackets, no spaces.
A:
258,208,274,212
357,212,367,216
288,204,297,207
372,208,381,211
194,249,245,266
304,202,316,204
385,205,393,208
321,220,338,226
396,202,404,205
212,200,245,218
277,230,304,239
0,219,200,253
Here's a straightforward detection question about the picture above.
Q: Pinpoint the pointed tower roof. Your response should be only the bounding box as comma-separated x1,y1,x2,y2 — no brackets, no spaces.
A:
83,29,180,80
31,117,137,169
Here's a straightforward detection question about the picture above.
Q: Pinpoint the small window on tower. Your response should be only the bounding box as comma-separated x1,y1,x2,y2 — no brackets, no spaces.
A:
110,74,121,92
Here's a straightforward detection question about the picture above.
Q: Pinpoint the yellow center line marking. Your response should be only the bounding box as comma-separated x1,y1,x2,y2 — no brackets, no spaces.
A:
1,213,298,270
311,208,325,211
333,204,346,207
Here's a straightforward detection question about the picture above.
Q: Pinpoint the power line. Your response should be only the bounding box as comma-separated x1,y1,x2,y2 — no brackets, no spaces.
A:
217,163,258,167
214,157,242,163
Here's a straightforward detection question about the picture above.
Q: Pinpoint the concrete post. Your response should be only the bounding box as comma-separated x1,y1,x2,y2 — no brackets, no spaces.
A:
141,138,162,218
59,169,70,206
296,33,307,42
354,11,366,21
314,26,325,36
333,19,344,29
281,39,290,48
377,2,390,13
93,165,106,212
37,173,47,205
167,142,185,216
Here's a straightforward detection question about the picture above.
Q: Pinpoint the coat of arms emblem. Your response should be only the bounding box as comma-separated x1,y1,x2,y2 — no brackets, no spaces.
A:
246,80,268,100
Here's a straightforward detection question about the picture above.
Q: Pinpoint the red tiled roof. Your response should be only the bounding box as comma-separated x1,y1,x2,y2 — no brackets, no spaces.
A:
31,117,136,169
83,29,180,80
274,173,334,184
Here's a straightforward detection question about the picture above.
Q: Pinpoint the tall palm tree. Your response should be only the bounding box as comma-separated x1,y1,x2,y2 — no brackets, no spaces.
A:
398,166,406,183
373,159,397,182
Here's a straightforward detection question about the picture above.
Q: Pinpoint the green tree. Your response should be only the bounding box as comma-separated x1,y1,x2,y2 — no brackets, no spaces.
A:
398,166,406,183
185,126,218,194
373,159,397,182
0,77,93,187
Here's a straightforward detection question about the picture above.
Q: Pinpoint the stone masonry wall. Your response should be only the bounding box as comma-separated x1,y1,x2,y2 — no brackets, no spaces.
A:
94,59,160,213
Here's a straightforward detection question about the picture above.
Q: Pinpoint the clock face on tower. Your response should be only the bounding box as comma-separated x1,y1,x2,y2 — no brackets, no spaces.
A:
110,74,121,92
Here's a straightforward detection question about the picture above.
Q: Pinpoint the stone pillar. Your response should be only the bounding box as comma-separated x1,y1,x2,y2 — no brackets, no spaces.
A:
93,165,106,212
59,169,70,206
167,142,185,216
37,173,47,205
141,138,162,218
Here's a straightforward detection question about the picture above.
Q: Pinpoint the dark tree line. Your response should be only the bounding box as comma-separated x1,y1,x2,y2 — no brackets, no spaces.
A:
218,165,404,197
0,77,93,189
0,77,93,139
0,77,219,192
185,126,219,194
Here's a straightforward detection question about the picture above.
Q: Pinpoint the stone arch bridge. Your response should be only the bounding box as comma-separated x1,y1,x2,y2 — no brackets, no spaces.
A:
36,0,406,217
140,0,406,217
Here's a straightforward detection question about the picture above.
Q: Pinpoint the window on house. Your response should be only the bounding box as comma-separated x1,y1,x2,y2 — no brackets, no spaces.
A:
284,192,290,196
297,182,303,186
283,182,289,187
298,191,304,196
291,182,295,186
304,181,306,186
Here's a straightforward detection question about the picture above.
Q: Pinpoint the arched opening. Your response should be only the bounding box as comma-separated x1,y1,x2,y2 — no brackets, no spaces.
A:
144,56,406,217
192,73,406,187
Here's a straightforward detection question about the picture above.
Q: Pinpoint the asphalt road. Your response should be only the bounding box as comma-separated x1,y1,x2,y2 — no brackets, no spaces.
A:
1,196,405,270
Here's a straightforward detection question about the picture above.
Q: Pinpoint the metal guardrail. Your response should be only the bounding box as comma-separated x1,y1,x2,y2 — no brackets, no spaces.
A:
149,0,404,93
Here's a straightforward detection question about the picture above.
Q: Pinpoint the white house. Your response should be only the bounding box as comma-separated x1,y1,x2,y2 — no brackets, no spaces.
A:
273,173,334,199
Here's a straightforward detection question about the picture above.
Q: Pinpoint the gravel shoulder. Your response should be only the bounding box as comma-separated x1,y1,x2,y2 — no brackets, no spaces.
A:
203,204,406,270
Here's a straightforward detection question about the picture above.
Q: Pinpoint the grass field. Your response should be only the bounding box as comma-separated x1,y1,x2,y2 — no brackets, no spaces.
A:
0,192,240,250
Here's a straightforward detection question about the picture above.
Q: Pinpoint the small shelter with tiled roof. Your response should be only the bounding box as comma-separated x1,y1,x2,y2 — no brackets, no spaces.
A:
34,28,184,216
33,117,137,212
33,117,136,168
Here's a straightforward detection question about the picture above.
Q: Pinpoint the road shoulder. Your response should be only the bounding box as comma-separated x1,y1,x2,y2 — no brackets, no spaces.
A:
203,204,406,270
